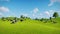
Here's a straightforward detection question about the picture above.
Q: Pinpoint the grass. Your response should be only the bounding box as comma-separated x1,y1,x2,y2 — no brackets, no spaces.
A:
0,18,60,34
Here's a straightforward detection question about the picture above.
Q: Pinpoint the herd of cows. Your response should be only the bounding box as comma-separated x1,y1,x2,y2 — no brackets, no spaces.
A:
1,17,24,24
10,19,24,24
1,17,57,24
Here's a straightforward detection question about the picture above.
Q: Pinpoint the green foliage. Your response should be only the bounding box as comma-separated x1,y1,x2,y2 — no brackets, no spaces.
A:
35,18,39,20
20,15,25,19
1,17,6,21
40,18,44,21
25,17,31,19
53,12,59,18
50,17,52,20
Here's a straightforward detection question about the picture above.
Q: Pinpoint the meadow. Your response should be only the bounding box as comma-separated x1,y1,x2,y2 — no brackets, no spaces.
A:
0,0,60,34
0,17,60,34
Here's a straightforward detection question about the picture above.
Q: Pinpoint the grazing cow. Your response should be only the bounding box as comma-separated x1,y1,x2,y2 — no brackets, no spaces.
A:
11,21,14,24
11,20,17,24
20,19,23,22
10,20,13,21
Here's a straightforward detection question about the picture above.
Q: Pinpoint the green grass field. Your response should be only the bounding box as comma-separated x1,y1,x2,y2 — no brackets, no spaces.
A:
0,17,60,34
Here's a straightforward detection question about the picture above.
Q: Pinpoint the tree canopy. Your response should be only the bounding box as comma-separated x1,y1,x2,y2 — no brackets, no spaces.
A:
53,12,59,18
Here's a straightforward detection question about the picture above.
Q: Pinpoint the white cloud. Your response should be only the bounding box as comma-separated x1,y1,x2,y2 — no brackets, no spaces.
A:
32,8,39,18
48,0,60,6
49,10,54,14
33,8,39,13
22,14,28,17
33,14,35,17
0,13,3,16
45,11,50,16
44,10,60,17
0,6,9,12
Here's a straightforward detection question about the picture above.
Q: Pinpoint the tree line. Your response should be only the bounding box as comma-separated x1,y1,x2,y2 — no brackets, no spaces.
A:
0,12,59,24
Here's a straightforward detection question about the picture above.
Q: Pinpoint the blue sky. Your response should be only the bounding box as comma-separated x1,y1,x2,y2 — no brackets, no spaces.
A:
0,0,60,18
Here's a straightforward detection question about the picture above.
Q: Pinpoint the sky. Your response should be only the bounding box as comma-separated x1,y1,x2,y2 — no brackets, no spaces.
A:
0,0,60,18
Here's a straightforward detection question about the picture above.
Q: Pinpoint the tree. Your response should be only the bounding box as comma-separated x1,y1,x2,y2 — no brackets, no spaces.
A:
1,17,5,21
35,18,39,20
20,15,25,19
50,17,52,20
14,17,17,20
40,18,44,21
53,12,59,18
49,17,53,22
25,17,31,19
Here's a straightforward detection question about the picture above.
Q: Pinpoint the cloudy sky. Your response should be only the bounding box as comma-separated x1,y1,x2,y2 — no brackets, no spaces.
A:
0,0,60,18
